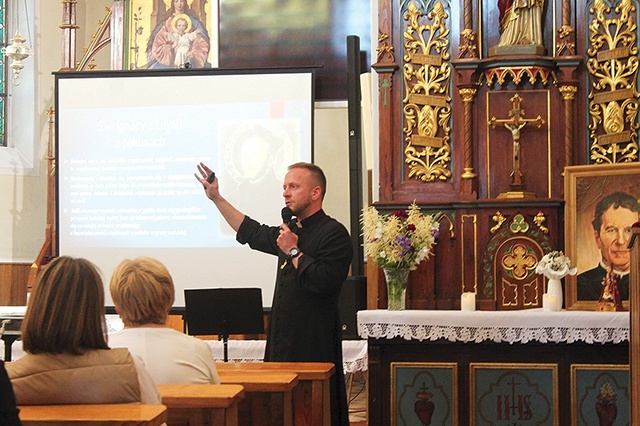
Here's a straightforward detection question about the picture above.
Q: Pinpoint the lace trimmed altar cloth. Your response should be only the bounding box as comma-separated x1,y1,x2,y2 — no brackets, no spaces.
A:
357,308,628,344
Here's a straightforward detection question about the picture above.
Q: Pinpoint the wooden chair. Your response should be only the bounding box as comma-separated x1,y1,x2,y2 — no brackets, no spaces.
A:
17,403,167,425
217,370,298,426
158,383,244,426
216,362,334,426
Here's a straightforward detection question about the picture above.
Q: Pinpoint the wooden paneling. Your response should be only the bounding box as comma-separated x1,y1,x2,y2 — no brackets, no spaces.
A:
0,263,30,306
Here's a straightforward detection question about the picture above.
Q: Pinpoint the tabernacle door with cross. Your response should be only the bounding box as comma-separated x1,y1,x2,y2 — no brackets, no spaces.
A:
488,94,545,198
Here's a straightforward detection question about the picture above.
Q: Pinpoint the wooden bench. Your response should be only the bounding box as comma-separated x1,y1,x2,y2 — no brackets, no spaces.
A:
217,370,298,426
158,384,244,426
17,403,167,425
216,362,334,426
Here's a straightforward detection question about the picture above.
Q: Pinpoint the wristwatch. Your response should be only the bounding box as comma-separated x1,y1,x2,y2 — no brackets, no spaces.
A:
287,247,301,259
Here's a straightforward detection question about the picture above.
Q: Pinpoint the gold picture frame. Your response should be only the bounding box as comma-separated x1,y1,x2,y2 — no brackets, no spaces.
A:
564,163,640,310
124,0,219,70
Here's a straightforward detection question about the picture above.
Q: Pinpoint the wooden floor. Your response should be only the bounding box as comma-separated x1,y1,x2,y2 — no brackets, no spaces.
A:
348,372,367,425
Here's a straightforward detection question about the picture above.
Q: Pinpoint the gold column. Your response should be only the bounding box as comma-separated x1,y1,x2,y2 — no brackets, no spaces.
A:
460,87,477,179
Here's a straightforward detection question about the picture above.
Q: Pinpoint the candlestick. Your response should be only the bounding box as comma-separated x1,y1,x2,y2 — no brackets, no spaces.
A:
461,292,476,311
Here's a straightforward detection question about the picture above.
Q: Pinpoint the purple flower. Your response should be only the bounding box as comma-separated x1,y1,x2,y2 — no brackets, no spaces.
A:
395,235,414,257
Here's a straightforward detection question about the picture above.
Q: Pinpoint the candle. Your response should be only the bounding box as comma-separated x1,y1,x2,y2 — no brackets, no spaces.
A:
542,293,555,312
461,292,476,311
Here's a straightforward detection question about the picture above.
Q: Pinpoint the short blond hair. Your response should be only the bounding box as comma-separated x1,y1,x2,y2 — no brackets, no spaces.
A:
110,257,175,326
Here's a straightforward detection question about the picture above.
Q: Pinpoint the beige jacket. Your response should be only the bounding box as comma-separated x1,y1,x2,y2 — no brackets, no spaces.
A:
7,348,144,405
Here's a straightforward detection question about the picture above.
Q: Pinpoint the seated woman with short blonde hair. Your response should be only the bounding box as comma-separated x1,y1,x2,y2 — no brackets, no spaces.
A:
6,256,160,405
109,257,220,384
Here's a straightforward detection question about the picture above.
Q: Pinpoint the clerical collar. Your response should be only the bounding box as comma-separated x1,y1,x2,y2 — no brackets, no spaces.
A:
299,209,326,228
599,260,630,277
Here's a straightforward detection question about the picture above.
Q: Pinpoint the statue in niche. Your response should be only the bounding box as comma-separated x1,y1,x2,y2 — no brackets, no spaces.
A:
489,0,546,56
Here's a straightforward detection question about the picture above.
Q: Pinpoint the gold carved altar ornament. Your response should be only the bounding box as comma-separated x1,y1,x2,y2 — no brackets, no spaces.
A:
402,1,452,182
587,0,639,164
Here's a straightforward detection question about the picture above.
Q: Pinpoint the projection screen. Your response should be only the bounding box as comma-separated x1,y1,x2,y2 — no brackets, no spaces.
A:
55,68,314,308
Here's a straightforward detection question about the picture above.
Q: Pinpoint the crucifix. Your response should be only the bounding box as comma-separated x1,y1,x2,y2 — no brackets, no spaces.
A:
488,94,545,198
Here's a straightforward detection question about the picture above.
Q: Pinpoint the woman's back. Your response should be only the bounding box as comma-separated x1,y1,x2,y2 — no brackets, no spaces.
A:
7,348,144,405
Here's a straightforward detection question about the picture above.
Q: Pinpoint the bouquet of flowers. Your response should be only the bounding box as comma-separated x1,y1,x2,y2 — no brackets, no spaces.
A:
535,250,577,280
361,203,439,271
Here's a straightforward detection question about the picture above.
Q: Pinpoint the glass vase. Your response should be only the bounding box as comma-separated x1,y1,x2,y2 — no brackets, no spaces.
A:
383,267,410,311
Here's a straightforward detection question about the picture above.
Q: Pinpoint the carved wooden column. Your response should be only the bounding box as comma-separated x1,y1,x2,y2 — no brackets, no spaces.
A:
458,0,477,59
556,0,576,55
60,0,78,70
371,0,398,202
459,85,478,198
559,84,577,170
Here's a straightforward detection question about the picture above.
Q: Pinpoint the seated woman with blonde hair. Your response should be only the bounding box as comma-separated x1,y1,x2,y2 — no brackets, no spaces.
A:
109,257,220,384
6,256,160,405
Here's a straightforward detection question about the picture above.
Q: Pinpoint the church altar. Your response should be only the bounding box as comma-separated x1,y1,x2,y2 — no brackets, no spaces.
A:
358,309,628,344
359,309,630,425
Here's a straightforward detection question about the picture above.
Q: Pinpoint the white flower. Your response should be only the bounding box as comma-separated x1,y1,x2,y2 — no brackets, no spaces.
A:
535,251,577,280
361,203,439,270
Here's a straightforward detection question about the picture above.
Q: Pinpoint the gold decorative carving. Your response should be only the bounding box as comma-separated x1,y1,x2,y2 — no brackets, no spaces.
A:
402,1,452,182
490,211,506,233
459,87,476,102
375,32,396,65
558,85,577,100
459,28,477,59
501,278,519,306
587,0,639,164
509,214,529,234
556,25,576,56
502,244,538,281
523,279,540,307
533,212,549,234
484,66,553,86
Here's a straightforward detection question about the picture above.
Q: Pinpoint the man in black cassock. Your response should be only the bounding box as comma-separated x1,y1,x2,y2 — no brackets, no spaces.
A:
196,161,353,425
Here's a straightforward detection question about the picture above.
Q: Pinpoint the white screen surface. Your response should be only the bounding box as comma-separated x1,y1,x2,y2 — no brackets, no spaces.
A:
56,70,314,307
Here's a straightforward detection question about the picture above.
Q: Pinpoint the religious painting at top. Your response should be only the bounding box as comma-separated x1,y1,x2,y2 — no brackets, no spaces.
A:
564,163,640,311
125,0,219,70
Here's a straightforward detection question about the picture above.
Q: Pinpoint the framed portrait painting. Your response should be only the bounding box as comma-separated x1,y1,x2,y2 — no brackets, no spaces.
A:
564,163,640,310
124,0,219,70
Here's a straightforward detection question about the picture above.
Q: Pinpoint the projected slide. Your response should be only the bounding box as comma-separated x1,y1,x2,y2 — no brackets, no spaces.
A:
56,70,313,306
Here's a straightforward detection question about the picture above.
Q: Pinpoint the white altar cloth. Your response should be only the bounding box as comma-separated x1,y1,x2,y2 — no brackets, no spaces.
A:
357,308,629,344
206,339,368,373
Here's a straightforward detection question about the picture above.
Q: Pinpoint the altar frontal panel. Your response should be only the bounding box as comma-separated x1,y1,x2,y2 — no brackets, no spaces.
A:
470,363,558,425
391,362,457,426
571,364,629,426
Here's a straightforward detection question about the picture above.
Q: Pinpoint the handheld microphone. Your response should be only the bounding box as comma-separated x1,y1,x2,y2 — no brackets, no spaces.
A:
281,207,293,225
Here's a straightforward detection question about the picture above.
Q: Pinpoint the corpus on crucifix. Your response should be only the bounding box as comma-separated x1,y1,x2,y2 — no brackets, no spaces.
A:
488,94,545,198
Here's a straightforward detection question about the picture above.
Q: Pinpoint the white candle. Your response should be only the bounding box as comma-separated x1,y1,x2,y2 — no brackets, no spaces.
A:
461,292,476,311
542,293,555,312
